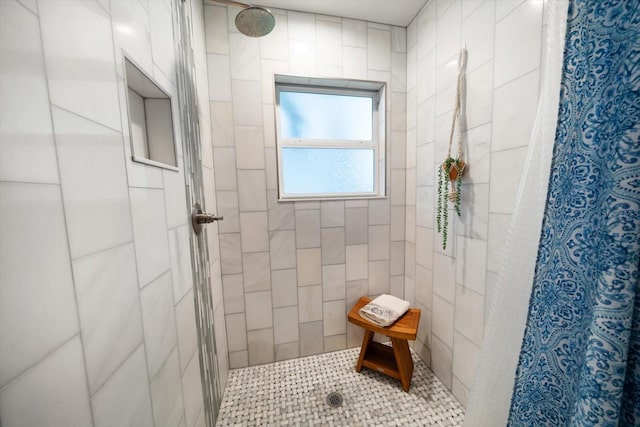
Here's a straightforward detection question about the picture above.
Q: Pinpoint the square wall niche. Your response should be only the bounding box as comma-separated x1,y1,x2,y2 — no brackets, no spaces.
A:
124,56,178,170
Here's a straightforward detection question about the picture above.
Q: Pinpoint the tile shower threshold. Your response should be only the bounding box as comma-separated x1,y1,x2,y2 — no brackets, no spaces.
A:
217,347,464,426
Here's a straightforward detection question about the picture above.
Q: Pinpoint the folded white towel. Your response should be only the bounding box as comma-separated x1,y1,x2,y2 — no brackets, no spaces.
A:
358,294,410,327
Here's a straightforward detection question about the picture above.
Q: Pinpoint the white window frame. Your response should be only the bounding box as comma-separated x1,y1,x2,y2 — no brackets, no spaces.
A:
274,74,386,201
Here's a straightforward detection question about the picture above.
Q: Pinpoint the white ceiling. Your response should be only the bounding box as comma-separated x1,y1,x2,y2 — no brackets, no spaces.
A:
252,0,428,27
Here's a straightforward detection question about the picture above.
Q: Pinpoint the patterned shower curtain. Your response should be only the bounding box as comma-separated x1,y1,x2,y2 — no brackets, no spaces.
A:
507,1,640,426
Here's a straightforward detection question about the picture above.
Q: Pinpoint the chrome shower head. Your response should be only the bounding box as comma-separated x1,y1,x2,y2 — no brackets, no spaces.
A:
207,0,275,37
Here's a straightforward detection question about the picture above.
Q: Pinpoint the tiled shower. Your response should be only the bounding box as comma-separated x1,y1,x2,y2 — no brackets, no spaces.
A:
0,0,545,425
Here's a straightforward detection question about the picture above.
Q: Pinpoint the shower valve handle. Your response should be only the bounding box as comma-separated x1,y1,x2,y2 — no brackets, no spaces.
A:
192,203,223,235
194,213,223,224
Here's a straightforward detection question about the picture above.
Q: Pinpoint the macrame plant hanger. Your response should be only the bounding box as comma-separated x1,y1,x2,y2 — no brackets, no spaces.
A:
437,47,468,250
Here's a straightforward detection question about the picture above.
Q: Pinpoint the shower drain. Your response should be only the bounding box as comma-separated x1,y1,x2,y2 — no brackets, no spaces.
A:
326,391,343,408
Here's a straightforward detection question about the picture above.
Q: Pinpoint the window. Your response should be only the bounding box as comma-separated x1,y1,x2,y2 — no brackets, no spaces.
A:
275,75,386,200
124,57,178,170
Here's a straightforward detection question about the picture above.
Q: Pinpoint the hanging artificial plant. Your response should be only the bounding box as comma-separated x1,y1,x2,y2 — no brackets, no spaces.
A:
436,48,467,250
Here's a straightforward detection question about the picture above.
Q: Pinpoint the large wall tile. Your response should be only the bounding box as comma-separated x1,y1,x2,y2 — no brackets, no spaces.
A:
219,233,243,274
245,291,273,330
323,300,346,336
415,264,433,309
229,33,260,81
288,11,316,41
175,290,198,373
296,248,321,286
73,243,143,393
432,295,454,348
150,348,184,427
274,306,299,344
435,0,460,66
369,260,390,295
204,4,229,55
489,147,528,214
140,272,178,378
298,285,323,322
455,236,487,295
322,264,346,302
346,244,368,281
461,0,495,73
492,70,540,152
345,207,368,245
271,268,298,307
111,0,152,76
207,55,232,102
368,225,390,260
368,28,391,71
39,0,120,130
237,170,267,212
226,313,247,352
240,212,269,253
0,183,79,386
0,337,92,427
242,252,271,292
260,13,289,61
222,274,245,314
317,20,342,67
493,0,543,87
452,331,481,391
216,191,240,233
454,285,485,346
53,107,132,259
342,19,366,47
163,168,188,229
247,328,275,365
181,353,204,427
299,321,323,356
295,209,321,248
270,230,296,270
234,125,265,169
91,345,154,427
0,1,58,184
232,80,263,126
465,61,494,129
169,225,193,302
130,188,171,287
275,342,299,361
149,0,176,84
430,335,453,389
321,227,346,265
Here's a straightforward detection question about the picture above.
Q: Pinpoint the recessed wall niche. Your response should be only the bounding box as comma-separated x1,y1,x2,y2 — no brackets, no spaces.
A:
124,56,178,169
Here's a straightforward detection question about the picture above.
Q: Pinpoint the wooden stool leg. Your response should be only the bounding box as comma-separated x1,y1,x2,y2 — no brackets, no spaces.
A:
391,338,414,392
356,330,374,372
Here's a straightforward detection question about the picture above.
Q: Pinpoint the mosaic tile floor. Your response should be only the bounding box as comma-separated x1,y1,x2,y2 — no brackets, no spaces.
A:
216,347,465,426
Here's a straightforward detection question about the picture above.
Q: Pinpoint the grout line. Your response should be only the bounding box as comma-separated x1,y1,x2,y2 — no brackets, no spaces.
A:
34,2,97,425
48,102,123,135
0,332,80,393
104,1,159,423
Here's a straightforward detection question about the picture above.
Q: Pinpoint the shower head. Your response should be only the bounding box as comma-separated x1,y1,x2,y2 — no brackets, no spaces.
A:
235,6,276,37
206,0,275,37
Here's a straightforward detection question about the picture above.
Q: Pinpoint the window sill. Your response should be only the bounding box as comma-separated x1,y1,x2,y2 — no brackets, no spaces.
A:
277,195,387,202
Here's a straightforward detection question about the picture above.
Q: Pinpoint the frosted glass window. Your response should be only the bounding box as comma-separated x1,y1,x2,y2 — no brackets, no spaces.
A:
282,148,374,195
279,92,372,141
275,75,386,200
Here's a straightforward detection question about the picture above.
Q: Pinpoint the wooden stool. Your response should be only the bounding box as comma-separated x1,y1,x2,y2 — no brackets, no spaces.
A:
348,296,421,392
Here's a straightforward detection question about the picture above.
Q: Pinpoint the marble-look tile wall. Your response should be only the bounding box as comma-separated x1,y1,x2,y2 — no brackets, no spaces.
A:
405,0,544,406
204,5,408,368
0,1,224,426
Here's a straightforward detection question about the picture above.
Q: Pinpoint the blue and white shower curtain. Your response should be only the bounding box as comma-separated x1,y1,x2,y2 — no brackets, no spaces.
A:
508,0,640,426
